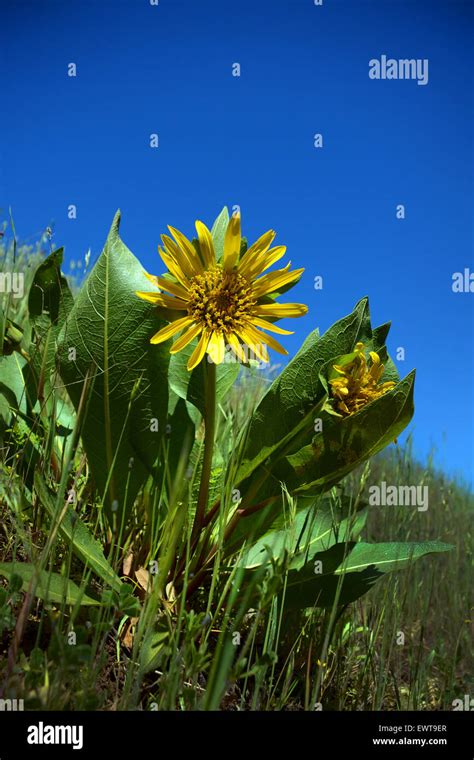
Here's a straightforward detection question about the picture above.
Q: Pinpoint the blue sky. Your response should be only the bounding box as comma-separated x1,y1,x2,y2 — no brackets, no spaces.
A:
1,0,473,484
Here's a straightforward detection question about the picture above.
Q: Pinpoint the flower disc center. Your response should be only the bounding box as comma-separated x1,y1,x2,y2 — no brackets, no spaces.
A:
187,266,255,333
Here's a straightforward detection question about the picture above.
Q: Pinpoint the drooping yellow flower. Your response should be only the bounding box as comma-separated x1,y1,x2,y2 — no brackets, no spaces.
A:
329,342,396,416
136,213,308,371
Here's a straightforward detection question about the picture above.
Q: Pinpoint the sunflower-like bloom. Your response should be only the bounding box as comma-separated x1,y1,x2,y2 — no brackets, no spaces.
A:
136,213,308,370
329,342,396,416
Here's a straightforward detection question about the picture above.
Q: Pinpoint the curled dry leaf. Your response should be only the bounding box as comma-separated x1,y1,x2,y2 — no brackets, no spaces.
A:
135,566,151,592
123,551,134,577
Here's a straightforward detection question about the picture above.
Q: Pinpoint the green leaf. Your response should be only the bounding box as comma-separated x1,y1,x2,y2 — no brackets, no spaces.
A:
211,207,229,261
283,539,452,609
0,563,100,606
281,370,415,494
26,247,74,408
2,318,26,358
169,344,239,418
0,352,26,426
233,367,414,542
331,540,453,574
0,305,5,355
28,247,73,326
236,298,376,486
34,472,123,593
139,622,171,675
166,394,196,481
239,496,368,569
57,211,170,519
225,300,412,553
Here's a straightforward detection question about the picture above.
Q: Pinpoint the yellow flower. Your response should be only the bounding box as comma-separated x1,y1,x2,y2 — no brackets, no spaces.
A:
329,342,396,416
136,212,308,371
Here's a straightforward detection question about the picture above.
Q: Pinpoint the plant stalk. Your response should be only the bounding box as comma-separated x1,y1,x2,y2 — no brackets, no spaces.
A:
191,360,216,545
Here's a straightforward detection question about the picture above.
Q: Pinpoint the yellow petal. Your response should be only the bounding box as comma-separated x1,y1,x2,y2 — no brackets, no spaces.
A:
251,317,294,335
226,332,247,363
238,230,275,276
161,234,195,279
187,330,210,371
207,331,226,364
155,276,190,301
136,291,188,309
244,324,288,356
254,303,308,319
150,316,193,345
195,221,215,267
158,247,190,289
144,271,160,287
168,226,203,274
246,245,287,278
136,290,160,304
250,263,291,297
223,212,241,272
170,322,202,354
252,266,304,298
237,327,269,363
369,351,380,365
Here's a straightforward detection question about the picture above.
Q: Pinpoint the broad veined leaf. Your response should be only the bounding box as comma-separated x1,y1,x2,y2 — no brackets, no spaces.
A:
238,369,414,525
166,394,196,483
283,539,453,609
0,562,100,606
371,321,399,384
235,298,377,487
139,622,171,675
54,392,76,437
331,540,453,574
283,370,415,494
0,305,5,355
57,211,170,519
230,383,413,553
0,352,26,426
27,247,74,403
211,206,230,262
34,472,123,593
28,247,73,326
238,496,368,569
221,301,411,553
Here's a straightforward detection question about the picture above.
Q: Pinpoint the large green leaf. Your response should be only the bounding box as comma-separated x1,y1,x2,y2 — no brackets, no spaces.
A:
166,394,196,483
332,540,453,574
1,312,26,358
219,299,413,554
210,207,229,262
0,352,26,426
139,621,171,675
0,562,100,606
283,539,453,609
239,496,368,569
228,368,414,552
27,247,74,400
28,247,73,326
0,304,5,354
57,211,170,519
281,370,415,494
235,298,379,487
34,472,123,593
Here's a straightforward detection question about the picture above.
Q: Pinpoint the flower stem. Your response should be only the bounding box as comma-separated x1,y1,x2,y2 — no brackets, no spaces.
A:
191,361,216,545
